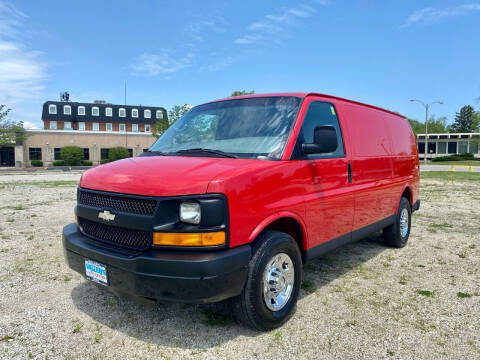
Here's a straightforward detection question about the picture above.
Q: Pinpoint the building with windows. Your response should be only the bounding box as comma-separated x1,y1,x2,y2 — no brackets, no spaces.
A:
5,101,167,167
416,133,480,160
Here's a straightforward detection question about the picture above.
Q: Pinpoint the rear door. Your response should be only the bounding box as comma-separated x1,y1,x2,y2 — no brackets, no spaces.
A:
292,98,355,248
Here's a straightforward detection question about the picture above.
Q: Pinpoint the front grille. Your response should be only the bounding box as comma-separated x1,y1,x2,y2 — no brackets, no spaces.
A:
79,190,157,216
78,217,152,250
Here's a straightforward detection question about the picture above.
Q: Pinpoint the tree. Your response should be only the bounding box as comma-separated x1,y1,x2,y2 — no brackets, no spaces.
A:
408,118,423,135
449,105,479,133
108,147,130,161
0,104,27,145
153,105,189,138
230,90,254,97
408,116,448,136
60,146,84,166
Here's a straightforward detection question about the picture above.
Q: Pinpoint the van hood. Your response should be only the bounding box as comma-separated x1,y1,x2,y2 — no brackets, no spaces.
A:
80,156,275,197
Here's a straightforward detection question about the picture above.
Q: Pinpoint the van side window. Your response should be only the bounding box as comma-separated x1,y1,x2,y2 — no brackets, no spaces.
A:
294,101,345,159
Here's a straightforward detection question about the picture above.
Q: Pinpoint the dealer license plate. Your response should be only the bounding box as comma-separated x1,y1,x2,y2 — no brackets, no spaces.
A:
85,259,108,286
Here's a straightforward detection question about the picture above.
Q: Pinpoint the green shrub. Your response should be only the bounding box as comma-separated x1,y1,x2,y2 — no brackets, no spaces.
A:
100,159,111,164
53,160,65,166
60,146,84,166
108,147,130,162
432,153,477,162
81,160,93,166
31,160,43,167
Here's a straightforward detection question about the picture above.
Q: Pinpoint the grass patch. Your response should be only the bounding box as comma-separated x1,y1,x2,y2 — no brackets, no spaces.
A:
93,324,103,343
202,311,236,327
73,323,83,333
416,289,435,297
429,160,480,166
13,205,25,210
0,335,14,342
457,292,472,298
63,274,72,282
7,218,14,223
301,279,315,293
421,171,480,182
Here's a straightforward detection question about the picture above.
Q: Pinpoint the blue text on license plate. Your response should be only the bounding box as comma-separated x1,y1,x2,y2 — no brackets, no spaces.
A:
85,259,108,285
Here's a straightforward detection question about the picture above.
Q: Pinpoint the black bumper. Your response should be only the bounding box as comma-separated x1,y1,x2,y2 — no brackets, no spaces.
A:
63,223,251,303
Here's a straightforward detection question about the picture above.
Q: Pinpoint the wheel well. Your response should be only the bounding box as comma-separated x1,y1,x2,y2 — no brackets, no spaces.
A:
262,217,304,252
402,187,412,204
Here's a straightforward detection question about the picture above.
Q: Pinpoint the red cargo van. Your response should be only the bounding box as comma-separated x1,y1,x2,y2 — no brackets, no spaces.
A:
63,93,420,330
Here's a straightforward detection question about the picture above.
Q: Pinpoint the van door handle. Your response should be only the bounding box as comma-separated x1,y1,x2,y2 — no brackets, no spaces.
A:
348,163,352,183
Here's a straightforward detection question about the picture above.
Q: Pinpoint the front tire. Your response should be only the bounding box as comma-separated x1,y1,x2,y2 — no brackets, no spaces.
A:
383,197,411,248
233,231,302,331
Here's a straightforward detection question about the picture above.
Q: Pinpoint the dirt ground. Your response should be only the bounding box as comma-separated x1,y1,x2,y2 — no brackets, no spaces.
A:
0,172,479,360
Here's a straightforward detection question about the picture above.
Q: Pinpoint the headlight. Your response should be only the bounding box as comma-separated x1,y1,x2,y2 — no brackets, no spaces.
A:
180,202,201,224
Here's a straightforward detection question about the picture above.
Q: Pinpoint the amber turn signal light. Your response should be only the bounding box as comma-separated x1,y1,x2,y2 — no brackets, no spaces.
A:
153,232,225,247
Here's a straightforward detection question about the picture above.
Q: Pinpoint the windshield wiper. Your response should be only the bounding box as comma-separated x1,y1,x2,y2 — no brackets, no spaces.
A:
139,150,168,157
176,148,238,158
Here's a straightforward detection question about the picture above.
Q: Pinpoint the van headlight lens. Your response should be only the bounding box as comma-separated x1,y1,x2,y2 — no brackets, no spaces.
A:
180,202,201,224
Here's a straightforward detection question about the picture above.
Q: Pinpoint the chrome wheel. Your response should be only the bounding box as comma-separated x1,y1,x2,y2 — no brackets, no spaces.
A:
400,207,409,239
263,253,295,311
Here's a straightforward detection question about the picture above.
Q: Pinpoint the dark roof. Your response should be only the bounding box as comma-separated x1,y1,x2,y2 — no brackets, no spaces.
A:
42,101,167,124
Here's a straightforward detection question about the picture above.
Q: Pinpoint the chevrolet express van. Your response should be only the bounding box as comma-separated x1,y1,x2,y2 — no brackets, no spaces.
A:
63,93,420,330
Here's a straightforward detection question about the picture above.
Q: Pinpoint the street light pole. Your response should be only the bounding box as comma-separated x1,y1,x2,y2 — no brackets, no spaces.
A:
410,99,443,164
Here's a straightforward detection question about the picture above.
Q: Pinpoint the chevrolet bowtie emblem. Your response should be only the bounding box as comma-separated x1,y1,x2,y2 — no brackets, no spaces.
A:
98,210,116,221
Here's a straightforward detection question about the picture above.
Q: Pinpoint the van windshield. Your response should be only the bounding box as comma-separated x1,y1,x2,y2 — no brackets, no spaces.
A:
149,96,302,159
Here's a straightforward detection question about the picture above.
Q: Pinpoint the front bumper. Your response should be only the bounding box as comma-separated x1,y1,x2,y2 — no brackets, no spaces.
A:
63,223,251,303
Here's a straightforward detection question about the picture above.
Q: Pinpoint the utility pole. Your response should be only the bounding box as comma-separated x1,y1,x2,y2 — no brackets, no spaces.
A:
124,81,127,148
410,99,443,164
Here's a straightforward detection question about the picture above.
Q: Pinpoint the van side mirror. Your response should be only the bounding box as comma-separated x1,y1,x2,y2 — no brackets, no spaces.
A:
302,125,338,155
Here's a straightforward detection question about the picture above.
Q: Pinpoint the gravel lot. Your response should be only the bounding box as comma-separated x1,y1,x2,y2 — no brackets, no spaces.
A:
0,172,479,359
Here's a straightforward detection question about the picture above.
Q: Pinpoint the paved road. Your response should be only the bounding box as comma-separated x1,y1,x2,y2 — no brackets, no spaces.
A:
420,164,480,172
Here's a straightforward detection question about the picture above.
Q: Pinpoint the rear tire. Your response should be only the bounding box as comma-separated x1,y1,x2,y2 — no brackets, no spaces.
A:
233,230,302,331
383,197,411,248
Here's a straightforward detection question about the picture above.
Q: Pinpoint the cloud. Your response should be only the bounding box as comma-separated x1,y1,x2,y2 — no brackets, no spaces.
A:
131,17,227,77
401,3,480,28
235,3,321,46
0,2,46,108
131,51,195,76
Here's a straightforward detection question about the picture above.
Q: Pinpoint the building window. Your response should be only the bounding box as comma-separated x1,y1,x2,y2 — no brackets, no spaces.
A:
469,141,478,154
438,142,447,154
78,106,85,115
64,121,72,130
448,142,457,154
48,104,57,114
92,122,99,131
105,107,112,117
54,148,62,160
156,110,163,119
119,108,126,117
83,148,90,160
78,122,85,131
143,148,149,153
63,105,71,115
458,141,468,154
106,123,112,131
128,149,133,157
50,121,57,130
132,124,139,132
145,124,151,132
92,107,99,116
132,109,138,118
101,148,109,160
119,123,125,132
29,148,42,161
144,109,151,118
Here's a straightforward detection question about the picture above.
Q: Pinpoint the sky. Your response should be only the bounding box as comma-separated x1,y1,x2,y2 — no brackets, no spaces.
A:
1,0,479,129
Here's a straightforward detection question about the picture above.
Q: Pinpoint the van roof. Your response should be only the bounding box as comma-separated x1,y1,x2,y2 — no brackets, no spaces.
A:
206,92,406,119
